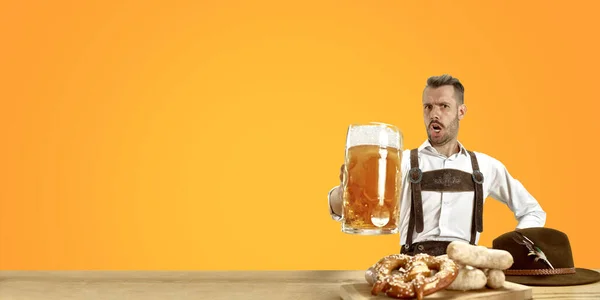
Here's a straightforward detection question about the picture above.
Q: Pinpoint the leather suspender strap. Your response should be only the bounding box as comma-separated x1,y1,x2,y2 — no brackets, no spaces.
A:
405,199,416,249
406,149,424,248
404,148,484,248
467,150,484,245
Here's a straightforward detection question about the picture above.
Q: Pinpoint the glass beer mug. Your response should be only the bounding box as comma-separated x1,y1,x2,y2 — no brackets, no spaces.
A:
341,122,403,235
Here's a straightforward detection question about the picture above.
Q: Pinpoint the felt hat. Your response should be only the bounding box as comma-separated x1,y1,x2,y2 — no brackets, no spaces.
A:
492,227,600,286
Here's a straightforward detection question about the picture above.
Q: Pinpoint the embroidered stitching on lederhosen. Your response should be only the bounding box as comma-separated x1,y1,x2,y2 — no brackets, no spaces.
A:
404,148,484,250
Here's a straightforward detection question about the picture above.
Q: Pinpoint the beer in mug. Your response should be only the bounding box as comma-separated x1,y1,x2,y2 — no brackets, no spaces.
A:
342,122,403,235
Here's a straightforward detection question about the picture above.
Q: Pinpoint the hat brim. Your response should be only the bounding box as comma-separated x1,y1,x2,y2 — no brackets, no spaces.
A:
504,268,600,286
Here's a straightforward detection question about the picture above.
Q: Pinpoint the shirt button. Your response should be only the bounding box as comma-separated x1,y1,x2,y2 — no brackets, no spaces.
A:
417,245,424,251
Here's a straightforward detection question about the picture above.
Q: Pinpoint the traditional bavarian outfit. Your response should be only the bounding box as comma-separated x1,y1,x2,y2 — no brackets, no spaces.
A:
328,140,546,257
400,147,485,257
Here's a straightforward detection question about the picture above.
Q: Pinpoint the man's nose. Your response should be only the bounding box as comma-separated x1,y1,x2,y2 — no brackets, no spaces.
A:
429,107,440,120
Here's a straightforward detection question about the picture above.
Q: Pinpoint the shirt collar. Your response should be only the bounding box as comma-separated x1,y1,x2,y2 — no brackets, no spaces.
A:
418,139,468,157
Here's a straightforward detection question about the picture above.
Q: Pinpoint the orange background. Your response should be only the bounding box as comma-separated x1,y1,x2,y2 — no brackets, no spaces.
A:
1,1,599,270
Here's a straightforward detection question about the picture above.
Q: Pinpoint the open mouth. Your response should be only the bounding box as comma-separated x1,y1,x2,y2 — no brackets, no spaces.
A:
431,123,442,133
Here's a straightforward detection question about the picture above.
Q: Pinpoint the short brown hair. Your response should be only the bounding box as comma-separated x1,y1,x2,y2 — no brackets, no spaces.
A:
425,74,465,104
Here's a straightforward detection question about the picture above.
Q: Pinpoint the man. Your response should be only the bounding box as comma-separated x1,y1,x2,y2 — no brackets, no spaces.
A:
328,74,546,256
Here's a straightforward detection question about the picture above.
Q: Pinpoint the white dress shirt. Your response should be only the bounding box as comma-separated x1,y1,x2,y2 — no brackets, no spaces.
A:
329,140,546,246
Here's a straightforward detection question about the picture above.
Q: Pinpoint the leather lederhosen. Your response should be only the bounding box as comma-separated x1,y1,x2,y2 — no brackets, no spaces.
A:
402,148,485,255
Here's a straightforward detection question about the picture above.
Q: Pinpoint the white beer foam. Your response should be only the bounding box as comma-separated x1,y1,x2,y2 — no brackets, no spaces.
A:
346,123,402,149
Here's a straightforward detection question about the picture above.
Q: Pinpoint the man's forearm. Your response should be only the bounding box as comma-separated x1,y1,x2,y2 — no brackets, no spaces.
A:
328,185,343,220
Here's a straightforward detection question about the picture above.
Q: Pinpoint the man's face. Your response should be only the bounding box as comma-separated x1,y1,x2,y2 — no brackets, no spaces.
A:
422,85,466,146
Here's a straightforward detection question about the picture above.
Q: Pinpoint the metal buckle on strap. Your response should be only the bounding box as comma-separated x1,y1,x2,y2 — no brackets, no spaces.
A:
472,170,484,184
409,167,423,183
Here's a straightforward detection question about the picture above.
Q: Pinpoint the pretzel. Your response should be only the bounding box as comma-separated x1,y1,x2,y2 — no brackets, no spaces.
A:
447,241,513,270
366,266,406,286
370,253,459,300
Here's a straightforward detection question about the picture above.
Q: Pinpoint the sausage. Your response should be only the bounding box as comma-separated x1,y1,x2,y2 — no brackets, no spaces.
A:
446,265,487,291
447,241,514,270
485,269,506,289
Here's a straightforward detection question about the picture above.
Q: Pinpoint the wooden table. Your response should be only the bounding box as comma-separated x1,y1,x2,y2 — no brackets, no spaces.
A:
1,270,599,299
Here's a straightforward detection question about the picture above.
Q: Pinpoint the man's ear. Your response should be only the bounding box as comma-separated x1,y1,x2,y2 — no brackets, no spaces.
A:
458,104,467,120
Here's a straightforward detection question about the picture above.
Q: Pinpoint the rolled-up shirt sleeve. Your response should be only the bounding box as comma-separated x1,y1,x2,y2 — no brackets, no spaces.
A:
487,157,547,228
